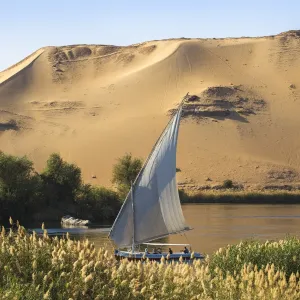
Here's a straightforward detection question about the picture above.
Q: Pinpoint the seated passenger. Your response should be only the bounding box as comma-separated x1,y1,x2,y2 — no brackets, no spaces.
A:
183,246,189,254
168,248,173,254
153,248,158,254
144,248,149,254
157,248,162,254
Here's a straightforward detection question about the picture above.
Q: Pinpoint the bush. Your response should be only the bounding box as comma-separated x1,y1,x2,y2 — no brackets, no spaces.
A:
112,153,143,199
223,179,233,189
178,189,189,203
75,184,121,221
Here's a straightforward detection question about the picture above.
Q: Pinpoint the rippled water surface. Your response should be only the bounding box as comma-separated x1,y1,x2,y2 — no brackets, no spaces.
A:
29,204,300,254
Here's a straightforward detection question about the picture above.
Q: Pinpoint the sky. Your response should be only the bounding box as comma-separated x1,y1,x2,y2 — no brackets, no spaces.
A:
0,0,299,71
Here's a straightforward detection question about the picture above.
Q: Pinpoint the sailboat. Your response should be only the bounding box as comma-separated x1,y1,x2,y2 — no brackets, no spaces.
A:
108,94,204,261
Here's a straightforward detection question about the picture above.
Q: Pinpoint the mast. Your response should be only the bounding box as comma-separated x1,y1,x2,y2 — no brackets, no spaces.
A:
131,181,135,252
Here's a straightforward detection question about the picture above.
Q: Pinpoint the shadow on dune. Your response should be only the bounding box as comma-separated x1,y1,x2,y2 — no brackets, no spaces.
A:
182,109,249,123
169,104,250,123
0,120,19,132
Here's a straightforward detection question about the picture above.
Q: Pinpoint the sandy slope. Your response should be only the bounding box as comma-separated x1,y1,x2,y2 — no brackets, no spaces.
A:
1,30,300,190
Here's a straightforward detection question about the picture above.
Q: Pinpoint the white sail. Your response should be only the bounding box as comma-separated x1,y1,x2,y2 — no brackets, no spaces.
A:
109,104,190,248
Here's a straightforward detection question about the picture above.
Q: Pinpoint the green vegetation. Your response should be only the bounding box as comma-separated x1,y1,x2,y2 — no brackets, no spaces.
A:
75,185,120,220
222,179,233,189
180,190,300,204
1,150,300,222
0,152,43,222
1,223,300,299
209,237,300,279
112,153,143,200
42,153,82,206
0,152,121,222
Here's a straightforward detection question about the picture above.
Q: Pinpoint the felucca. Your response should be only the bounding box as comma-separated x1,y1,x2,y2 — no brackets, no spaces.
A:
108,94,204,261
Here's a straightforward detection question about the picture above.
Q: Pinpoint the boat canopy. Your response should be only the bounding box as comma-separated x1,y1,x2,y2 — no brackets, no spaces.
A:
143,243,190,246
109,96,191,248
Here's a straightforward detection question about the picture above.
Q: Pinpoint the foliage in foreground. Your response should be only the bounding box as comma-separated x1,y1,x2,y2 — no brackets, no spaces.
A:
209,237,300,279
1,224,300,299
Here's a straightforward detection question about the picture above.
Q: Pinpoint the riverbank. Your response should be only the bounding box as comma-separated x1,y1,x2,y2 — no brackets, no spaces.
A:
180,190,300,204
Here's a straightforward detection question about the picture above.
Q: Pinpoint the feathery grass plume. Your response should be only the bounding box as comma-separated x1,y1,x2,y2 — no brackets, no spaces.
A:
1,226,5,238
1,223,300,299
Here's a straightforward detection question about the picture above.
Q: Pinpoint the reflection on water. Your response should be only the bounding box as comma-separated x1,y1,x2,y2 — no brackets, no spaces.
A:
32,226,114,250
29,204,300,255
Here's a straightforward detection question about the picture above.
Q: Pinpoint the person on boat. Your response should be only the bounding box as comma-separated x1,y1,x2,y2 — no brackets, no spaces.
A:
153,248,158,254
183,246,189,254
169,248,173,254
157,248,162,254
144,248,149,254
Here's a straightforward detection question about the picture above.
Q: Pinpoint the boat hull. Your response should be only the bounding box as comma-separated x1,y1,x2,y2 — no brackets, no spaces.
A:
114,250,204,262
61,215,90,226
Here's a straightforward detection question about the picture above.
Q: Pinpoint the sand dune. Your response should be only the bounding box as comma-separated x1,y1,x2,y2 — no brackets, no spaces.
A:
1,30,300,190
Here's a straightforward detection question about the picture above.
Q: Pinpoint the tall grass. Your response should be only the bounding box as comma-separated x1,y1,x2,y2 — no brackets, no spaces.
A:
209,237,300,278
1,222,300,299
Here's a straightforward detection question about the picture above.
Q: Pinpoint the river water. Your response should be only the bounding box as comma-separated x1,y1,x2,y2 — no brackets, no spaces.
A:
29,204,300,255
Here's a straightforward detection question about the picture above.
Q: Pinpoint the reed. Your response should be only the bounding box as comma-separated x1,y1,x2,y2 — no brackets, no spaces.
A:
1,221,300,299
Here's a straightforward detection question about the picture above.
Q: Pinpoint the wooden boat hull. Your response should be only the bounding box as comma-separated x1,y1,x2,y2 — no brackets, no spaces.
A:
114,250,205,262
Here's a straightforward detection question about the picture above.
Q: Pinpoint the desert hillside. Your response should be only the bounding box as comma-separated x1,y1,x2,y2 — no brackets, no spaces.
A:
1,30,300,191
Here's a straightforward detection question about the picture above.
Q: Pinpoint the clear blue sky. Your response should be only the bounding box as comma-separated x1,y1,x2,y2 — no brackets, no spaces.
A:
1,0,299,71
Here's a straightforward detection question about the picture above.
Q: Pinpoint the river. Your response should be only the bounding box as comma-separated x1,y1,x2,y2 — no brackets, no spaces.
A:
29,204,300,255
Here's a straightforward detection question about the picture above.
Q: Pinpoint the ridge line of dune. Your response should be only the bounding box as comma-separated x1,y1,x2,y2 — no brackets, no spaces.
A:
112,41,185,80
0,48,45,74
0,109,35,119
51,42,181,66
0,49,45,86
55,49,123,63
50,42,184,82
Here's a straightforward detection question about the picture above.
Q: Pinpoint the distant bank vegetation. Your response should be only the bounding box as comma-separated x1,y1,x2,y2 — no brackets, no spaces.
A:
1,151,300,223
0,151,143,223
180,188,300,204
0,152,136,223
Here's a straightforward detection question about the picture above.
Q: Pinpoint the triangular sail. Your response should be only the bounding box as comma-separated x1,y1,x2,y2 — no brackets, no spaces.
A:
109,101,190,248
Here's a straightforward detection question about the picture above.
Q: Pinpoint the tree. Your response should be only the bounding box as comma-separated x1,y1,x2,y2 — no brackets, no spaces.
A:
223,179,233,189
42,153,82,205
0,152,34,192
112,153,143,199
0,152,43,220
0,151,122,222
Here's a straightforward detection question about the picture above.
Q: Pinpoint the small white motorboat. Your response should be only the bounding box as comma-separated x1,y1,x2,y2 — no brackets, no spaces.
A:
61,215,90,226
